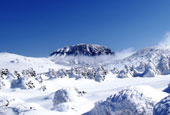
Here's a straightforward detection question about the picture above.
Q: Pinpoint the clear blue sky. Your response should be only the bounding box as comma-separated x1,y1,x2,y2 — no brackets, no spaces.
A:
1,0,170,57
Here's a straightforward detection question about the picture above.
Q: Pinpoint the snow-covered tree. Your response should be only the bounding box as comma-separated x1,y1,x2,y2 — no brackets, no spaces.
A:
133,62,146,77
158,55,170,75
85,87,155,115
52,88,86,112
154,95,170,115
143,61,158,77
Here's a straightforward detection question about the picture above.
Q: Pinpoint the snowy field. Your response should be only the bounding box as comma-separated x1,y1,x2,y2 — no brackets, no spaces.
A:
1,45,170,114
1,74,170,115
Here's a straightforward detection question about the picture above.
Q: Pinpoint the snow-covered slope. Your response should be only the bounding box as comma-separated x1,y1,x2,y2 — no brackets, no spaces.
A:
123,46,170,66
1,45,170,114
0,52,68,73
108,46,170,78
0,75,170,115
108,46,170,68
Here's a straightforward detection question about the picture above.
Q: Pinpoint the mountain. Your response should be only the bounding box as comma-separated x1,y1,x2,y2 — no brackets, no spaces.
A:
50,44,115,56
123,45,170,66
2,45,170,78
108,46,170,78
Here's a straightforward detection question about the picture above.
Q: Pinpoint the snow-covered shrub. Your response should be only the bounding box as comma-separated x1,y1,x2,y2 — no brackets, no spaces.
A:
53,88,81,106
93,66,107,81
45,69,57,79
52,88,86,112
85,86,167,115
117,69,129,78
154,95,170,115
0,69,15,89
0,69,9,79
133,62,146,77
57,69,68,78
43,66,107,82
22,68,36,78
45,68,69,79
158,55,170,75
11,76,42,90
39,85,47,91
117,61,159,78
117,66,132,78
0,68,45,90
11,68,42,90
11,104,36,115
143,62,158,77
111,68,119,74
0,81,5,89
0,97,36,115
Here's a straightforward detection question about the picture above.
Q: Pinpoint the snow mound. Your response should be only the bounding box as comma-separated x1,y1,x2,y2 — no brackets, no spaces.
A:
154,95,170,115
85,85,168,115
53,88,92,113
0,97,36,115
53,88,81,106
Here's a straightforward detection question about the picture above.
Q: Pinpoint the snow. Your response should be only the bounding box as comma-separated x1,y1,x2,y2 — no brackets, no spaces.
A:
105,46,170,78
154,95,170,115
85,85,167,115
0,52,68,73
0,75,170,114
52,88,93,114
1,45,170,114
163,82,170,93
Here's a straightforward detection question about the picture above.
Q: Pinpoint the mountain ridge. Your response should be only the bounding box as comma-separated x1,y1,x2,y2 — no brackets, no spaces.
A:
50,44,115,56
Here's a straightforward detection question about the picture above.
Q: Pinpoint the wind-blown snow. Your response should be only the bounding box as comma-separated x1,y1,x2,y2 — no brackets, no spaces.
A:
158,32,170,46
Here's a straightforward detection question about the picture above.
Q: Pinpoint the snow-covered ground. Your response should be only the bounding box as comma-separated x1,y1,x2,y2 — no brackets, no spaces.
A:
0,53,68,73
1,45,170,114
0,74,170,115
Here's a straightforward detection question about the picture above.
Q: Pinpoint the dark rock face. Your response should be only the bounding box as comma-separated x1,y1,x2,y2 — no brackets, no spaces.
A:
50,44,114,56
